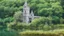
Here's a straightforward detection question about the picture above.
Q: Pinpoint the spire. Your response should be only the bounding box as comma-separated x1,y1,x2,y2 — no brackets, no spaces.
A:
31,10,34,20
24,0,28,6
31,10,34,16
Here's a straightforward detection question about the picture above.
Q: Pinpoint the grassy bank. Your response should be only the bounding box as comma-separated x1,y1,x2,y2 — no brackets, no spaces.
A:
19,29,64,36
0,29,64,36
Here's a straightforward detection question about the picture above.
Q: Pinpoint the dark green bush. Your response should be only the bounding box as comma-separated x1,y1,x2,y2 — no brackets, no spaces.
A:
0,30,19,36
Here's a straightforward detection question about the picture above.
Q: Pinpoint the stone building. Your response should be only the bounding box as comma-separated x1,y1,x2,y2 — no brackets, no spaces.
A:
23,1,40,24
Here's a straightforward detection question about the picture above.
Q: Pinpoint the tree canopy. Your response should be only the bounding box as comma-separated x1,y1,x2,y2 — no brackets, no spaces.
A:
0,0,64,30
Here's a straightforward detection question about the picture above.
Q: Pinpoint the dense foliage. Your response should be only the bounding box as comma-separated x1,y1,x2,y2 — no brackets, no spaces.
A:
0,0,64,31
0,0,64,36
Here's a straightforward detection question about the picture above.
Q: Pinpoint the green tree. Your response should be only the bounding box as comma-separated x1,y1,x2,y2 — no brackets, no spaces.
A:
14,11,22,24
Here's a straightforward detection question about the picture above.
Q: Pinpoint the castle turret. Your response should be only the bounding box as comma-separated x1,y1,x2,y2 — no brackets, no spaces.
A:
31,10,34,20
22,1,40,24
23,1,30,24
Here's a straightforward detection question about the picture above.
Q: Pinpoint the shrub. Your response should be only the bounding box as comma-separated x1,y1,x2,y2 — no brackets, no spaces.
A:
43,24,52,30
7,22,30,31
0,30,19,36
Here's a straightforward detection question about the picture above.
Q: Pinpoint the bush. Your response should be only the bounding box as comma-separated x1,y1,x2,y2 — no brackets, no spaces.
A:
55,24,64,29
7,22,30,31
0,30,19,36
43,24,52,30
0,18,7,30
